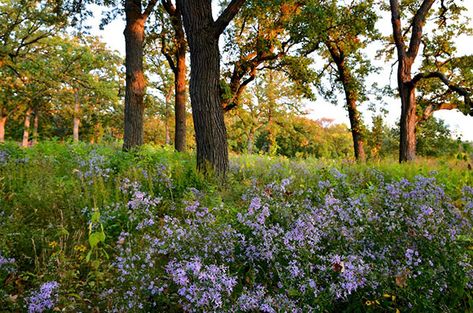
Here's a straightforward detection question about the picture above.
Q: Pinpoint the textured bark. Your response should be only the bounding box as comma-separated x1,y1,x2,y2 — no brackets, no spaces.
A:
22,108,32,147
73,90,80,143
398,59,417,162
421,102,458,121
178,0,246,175
32,109,39,145
347,96,366,161
0,115,6,143
123,1,146,150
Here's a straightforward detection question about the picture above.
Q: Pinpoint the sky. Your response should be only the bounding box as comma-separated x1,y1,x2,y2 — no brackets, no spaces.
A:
87,2,473,141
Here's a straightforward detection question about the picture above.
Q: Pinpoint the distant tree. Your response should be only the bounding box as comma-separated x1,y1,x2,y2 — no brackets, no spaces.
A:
1,34,121,144
368,115,385,159
0,0,65,142
225,69,354,158
417,117,459,157
144,51,175,145
221,1,314,112
291,0,380,161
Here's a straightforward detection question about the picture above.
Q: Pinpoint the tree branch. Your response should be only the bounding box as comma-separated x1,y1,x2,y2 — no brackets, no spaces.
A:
407,0,435,59
412,71,472,112
142,0,158,20
389,0,406,55
214,0,246,37
161,0,176,15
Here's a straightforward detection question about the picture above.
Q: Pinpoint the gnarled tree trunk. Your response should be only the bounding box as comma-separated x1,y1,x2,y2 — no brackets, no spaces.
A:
346,95,366,161
162,0,188,152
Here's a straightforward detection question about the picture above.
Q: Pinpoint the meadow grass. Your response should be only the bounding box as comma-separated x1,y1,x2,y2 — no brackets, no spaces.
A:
0,142,472,312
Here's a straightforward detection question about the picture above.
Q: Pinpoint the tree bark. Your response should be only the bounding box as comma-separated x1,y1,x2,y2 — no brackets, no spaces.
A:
398,58,417,162
174,41,187,151
22,108,32,147
178,0,246,175
0,115,6,143
123,0,158,150
73,90,80,143
32,108,39,145
346,95,366,161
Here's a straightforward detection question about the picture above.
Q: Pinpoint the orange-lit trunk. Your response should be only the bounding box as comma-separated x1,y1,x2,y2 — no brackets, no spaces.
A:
174,40,187,152
0,115,6,143
22,108,32,147
123,0,146,150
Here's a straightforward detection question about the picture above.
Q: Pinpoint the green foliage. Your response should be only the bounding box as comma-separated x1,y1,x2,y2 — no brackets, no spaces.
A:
289,0,380,104
1,31,123,143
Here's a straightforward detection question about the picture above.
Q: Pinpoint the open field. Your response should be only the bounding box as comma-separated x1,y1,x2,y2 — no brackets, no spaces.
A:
1,142,473,312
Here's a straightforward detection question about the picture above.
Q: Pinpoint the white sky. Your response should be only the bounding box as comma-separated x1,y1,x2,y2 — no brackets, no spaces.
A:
88,2,473,141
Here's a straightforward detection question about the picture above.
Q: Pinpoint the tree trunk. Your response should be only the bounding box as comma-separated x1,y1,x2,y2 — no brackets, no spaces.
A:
123,0,146,150
327,42,366,161
32,109,39,145
346,96,366,161
0,115,6,143
22,108,32,147
73,90,80,143
340,74,366,162
390,0,435,162
162,1,188,152
398,58,416,162
178,0,229,175
174,41,187,152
